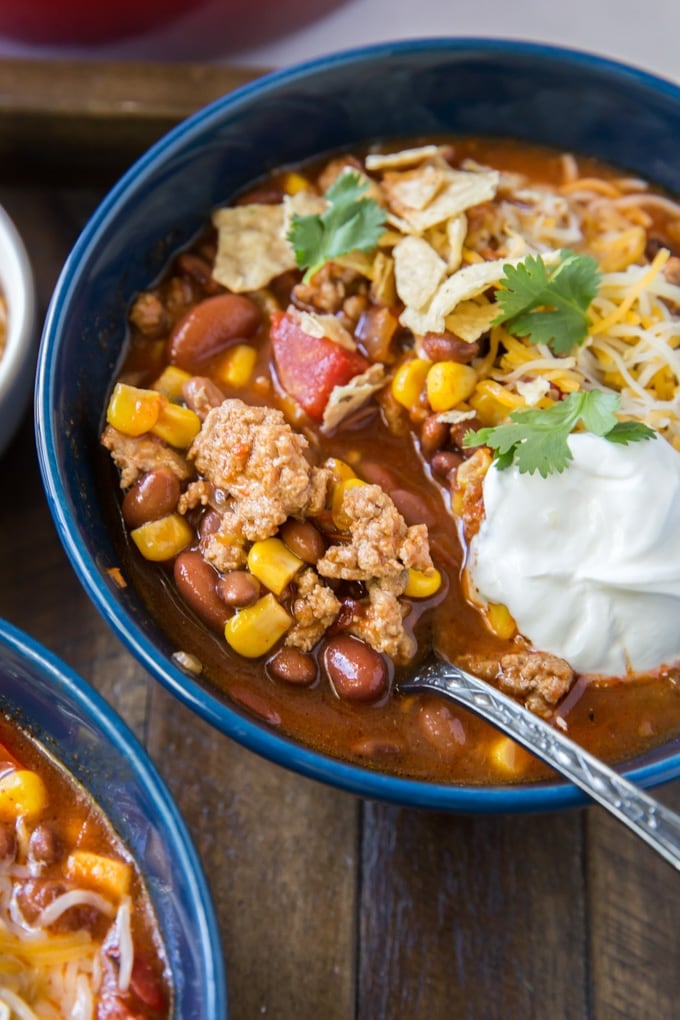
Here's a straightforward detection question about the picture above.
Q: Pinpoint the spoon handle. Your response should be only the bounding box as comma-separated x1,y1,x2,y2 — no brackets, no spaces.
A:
401,659,680,872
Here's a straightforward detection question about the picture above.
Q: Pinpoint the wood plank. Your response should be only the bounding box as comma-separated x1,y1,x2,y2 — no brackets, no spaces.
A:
146,681,359,1019
0,59,264,185
358,802,589,1019
587,781,680,1018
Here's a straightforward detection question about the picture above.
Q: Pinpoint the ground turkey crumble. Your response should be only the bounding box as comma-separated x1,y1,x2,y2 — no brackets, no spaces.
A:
178,398,435,661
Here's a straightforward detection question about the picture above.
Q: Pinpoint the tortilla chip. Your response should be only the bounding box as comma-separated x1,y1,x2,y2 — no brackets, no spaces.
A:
445,299,498,342
290,307,356,350
383,163,448,214
365,145,445,171
322,364,386,431
386,167,499,232
446,214,468,270
400,259,512,335
212,204,296,292
370,252,396,307
436,408,478,425
393,236,447,310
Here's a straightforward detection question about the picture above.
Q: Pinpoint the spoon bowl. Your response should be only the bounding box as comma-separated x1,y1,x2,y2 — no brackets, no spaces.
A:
400,657,680,871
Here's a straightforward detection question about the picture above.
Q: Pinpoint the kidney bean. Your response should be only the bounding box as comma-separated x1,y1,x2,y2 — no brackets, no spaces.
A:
230,685,282,725
420,415,449,456
358,461,400,491
121,469,181,528
349,736,404,756
182,376,225,419
267,648,318,687
174,551,230,632
418,700,466,754
169,293,261,372
421,332,480,364
431,450,463,479
322,634,388,703
199,510,222,541
389,488,437,527
280,519,326,564
218,570,261,607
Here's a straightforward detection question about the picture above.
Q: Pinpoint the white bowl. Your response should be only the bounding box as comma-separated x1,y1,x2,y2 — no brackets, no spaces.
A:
0,203,37,457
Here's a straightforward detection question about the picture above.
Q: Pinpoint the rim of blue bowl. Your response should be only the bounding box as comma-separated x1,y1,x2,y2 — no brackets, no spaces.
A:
0,618,227,1017
36,37,680,813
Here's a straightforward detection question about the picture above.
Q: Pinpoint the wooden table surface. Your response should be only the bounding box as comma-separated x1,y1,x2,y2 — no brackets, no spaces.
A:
1,59,679,1020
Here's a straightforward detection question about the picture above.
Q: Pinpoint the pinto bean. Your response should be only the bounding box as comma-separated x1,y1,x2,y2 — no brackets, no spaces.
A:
280,519,326,564
449,416,483,452
28,823,62,865
420,415,449,456
174,550,230,631
323,634,388,703
175,252,222,294
199,510,222,540
349,736,404,756
267,648,318,687
182,376,225,419
0,823,15,861
218,570,261,607
169,293,261,372
431,450,463,479
230,685,282,725
421,332,480,364
121,469,181,528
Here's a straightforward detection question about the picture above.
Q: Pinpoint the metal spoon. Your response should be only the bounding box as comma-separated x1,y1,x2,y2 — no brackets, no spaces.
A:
399,657,680,872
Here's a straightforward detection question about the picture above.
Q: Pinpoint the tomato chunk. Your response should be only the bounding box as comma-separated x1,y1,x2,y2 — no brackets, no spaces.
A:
270,311,369,421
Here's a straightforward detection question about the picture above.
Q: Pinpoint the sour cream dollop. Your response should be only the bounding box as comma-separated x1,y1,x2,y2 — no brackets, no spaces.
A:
467,432,680,676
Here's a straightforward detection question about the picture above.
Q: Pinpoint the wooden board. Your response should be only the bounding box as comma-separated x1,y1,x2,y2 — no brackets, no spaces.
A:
0,58,678,1020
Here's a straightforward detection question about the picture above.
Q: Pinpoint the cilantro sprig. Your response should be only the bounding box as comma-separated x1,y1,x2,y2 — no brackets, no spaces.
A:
287,170,386,283
463,390,656,478
493,249,602,355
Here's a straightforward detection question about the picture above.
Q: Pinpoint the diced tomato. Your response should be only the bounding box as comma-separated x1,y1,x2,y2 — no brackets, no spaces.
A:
270,311,369,421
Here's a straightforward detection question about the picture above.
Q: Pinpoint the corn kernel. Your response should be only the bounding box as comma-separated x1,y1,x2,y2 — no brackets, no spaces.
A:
214,344,258,388
426,361,478,412
66,850,131,899
486,602,517,640
224,593,292,658
247,538,303,595
151,365,192,401
130,513,193,561
489,737,530,776
324,457,356,484
469,379,524,427
150,402,201,448
332,477,367,531
404,567,442,599
391,358,431,411
283,171,311,195
0,770,47,822
106,383,162,437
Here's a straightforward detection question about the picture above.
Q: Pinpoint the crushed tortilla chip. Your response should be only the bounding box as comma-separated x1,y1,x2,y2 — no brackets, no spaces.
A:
393,235,447,310
212,204,296,292
400,258,514,335
322,364,386,431
370,252,396,306
290,307,356,350
445,299,498,343
365,145,446,171
383,165,499,232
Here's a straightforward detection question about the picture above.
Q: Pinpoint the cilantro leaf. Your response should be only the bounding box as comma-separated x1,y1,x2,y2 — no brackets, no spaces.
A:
462,389,656,477
287,170,386,283
493,250,601,355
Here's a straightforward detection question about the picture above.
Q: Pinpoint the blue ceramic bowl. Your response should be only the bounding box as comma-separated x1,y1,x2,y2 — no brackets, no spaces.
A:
36,38,680,812
0,619,227,1018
